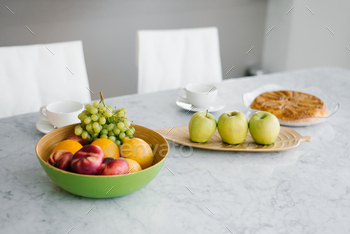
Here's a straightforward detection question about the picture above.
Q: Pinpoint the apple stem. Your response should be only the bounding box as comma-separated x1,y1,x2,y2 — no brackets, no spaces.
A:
206,109,209,118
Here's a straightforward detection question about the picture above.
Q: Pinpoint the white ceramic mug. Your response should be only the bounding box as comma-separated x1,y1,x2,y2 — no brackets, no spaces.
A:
177,83,218,107
40,101,84,128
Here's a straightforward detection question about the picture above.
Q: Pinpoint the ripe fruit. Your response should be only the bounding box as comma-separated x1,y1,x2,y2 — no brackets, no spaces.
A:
91,138,120,158
70,145,104,175
217,111,248,144
52,139,83,154
120,138,153,169
75,92,135,143
102,157,115,165
249,111,280,145
48,150,73,171
67,133,89,146
188,111,217,143
98,158,129,175
124,158,142,173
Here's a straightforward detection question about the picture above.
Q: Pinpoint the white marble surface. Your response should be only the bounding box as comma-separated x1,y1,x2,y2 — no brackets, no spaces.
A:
1,67,350,234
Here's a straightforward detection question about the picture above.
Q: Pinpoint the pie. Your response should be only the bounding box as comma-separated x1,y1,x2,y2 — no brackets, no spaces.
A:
250,90,328,120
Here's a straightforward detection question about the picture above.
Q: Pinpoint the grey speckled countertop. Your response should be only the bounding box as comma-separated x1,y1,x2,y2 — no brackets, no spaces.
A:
1,67,350,234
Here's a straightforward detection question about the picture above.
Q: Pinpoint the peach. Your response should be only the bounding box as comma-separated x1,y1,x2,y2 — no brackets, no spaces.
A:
71,145,104,175
98,158,129,176
48,150,73,171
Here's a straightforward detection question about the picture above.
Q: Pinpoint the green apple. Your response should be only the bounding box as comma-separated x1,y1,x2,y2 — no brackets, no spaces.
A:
217,111,248,144
189,111,216,143
248,111,280,145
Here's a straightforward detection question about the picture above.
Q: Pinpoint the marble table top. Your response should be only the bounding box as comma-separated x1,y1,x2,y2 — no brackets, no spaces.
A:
1,67,350,234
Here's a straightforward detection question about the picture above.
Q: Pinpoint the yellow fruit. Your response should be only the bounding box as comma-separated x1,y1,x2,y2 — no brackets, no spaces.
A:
120,138,153,169
91,138,120,159
124,158,142,173
52,139,83,155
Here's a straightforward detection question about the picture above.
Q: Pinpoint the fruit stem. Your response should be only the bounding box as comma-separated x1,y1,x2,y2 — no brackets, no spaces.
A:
99,92,106,107
206,109,209,118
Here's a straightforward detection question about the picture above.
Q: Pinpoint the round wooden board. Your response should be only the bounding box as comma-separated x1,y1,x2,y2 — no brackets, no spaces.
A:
155,126,311,152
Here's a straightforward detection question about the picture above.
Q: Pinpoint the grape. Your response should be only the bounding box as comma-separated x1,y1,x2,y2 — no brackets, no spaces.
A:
85,104,92,110
75,93,133,143
109,136,116,142
124,120,130,127
86,123,93,131
91,114,98,121
97,103,104,110
113,127,120,135
126,129,133,136
80,114,87,121
101,129,108,135
117,122,124,130
104,110,113,117
75,125,83,135
99,117,106,125
93,101,99,108
84,117,92,124
94,126,101,133
107,124,114,131
92,122,100,129
78,113,84,120
119,132,126,139
118,111,124,117
90,107,98,115
81,131,88,139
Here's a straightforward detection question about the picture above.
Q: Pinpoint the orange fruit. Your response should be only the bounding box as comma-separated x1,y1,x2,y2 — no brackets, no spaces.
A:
120,138,153,169
91,138,120,159
124,158,142,173
52,139,83,154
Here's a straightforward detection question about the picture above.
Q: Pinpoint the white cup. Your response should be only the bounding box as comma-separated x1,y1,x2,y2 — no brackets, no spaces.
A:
40,101,84,128
177,83,218,107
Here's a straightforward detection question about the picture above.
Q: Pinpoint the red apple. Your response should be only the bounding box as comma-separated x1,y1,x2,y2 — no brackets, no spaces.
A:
98,158,129,175
49,150,73,172
67,133,89,146
71,145,104,175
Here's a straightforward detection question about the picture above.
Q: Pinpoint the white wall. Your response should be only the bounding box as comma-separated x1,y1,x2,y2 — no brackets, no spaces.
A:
262,0,350,73
0,0,267,98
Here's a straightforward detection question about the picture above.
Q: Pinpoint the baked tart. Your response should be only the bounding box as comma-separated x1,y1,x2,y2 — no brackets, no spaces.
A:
250,90,328,120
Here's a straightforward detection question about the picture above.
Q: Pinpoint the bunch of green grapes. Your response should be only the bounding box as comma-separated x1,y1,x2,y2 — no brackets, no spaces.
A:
74,99,135,146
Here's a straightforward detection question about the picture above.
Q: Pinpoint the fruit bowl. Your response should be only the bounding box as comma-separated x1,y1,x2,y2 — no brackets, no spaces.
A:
35,124,169,198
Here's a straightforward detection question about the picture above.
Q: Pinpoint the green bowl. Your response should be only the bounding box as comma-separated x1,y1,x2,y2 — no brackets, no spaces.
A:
35,124,169,198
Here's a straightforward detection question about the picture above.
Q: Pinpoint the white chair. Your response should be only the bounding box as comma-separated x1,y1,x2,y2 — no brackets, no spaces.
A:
137,27,222,94
0,41,91,118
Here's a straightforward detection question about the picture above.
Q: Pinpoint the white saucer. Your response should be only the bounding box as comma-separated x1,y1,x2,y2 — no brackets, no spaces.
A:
36,118,55,134
176,97,226,112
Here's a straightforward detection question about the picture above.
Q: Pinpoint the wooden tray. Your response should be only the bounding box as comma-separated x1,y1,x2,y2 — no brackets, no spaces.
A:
154,126,311,152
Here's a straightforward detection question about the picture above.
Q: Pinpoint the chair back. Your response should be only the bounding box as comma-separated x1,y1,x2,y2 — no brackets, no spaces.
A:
0,41,91,118
137,27,222,94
